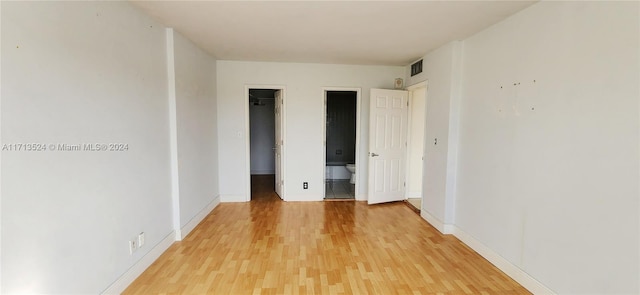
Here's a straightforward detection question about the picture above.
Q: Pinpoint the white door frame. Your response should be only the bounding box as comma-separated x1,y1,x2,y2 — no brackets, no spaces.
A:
405,81,428,207
322,87,362,200
245,85,287,201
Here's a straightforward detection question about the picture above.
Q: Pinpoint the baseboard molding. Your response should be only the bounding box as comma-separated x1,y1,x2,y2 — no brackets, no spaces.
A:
452,226,555,295
355,193,367,201
220,194,247,202
405,192,421,199
443,223,455,234
178,195,220,240
420,209,454,234
101,231,176,295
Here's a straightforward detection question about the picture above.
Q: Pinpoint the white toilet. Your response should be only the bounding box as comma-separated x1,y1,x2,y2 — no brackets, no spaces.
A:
345,163,356,184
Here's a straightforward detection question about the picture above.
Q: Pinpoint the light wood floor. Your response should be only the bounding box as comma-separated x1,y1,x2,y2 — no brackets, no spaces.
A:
124,175,529,294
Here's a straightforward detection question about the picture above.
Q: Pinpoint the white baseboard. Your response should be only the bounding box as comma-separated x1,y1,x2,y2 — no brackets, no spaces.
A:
420,209,453,234
418,212,550,293
101,231,176,295
220,194,247,202
355,193,367,201
405,192,421,199
178,195,220,240
443,223,455,234
451,226,555,295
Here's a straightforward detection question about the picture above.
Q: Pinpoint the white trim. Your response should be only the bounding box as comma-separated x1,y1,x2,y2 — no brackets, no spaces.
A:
101,232,176,295
244,87,251,202
405,192,421,199
178,195,220,240
322,87,362,200
220,194,247,203
420,209,453,234
451,226,555,295
443,223,455,234
0,2,3,291
444,41,463,224
322,91,327,199
404,84,427,200
245,85,287,202
406,80,428,91
165,28,181,234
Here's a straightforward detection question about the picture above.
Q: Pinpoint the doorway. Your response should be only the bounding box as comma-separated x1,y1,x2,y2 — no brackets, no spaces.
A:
247,87,285,201
323,89,360,200
406,84,427,211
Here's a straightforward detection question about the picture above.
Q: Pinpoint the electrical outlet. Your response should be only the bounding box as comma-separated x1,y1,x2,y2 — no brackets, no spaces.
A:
138,232,145,248
129,240,137,255
303,182,308,189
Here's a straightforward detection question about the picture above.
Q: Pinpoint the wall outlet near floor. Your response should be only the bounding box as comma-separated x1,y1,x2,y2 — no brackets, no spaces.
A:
129,239,137,255
303,182,308,189
138,232,145,248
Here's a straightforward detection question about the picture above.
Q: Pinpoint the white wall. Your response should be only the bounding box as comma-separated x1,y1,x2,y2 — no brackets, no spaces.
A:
217,61,404,201
405,41,463,229
454,1,638,293
172,31,220,235
1,2,173,293
1,2,220,293
250,101,275,174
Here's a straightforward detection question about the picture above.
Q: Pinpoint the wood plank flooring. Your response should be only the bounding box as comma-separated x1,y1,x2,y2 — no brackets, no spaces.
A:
123,175,529,294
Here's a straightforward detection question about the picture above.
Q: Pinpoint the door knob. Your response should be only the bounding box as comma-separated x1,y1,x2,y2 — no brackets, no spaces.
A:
370,153,379,157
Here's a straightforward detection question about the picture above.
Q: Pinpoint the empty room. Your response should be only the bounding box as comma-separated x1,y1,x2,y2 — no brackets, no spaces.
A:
1,1,638,294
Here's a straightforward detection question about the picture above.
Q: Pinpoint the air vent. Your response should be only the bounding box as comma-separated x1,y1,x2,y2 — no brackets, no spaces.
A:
411,59,423,77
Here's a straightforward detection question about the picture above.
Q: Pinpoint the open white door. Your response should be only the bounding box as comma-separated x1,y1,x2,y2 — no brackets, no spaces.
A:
368,88,409,204
274,90,284,199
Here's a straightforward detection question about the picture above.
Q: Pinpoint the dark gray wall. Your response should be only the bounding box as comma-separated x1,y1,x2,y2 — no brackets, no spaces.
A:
249,90,275,174
326,91,356,165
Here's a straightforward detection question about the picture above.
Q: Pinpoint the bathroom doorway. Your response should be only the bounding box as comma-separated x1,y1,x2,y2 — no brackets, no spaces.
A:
323,89,360,200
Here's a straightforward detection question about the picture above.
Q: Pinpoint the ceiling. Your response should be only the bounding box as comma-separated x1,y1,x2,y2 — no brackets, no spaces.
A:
131,1,536,66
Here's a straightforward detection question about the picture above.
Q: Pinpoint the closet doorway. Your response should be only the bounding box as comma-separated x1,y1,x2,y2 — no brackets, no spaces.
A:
247,87,285,200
